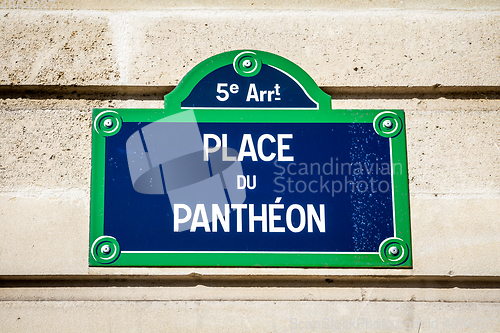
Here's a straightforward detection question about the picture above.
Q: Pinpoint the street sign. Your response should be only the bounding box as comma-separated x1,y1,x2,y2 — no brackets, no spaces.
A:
90,50,412,267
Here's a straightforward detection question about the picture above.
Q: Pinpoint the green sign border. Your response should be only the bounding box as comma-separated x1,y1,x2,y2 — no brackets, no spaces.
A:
90,50,412,268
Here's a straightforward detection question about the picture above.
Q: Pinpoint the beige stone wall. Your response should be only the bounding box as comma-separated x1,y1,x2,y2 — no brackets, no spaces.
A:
1,2,499,332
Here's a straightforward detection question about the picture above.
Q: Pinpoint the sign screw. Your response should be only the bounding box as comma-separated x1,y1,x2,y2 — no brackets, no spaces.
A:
242,59,252,68
389,246,399,256
103,119,114,128
101,245,111,254
383,119,393,129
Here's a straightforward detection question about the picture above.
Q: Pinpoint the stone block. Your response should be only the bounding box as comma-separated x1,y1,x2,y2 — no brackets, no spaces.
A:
0,11,119,85
1,300,499,332
1,10,500,87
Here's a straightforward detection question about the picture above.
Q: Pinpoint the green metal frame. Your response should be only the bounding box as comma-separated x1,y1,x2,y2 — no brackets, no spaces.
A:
90,50,412,268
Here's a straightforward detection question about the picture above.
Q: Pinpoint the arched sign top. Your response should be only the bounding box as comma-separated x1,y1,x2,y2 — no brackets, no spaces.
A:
165,50,331,111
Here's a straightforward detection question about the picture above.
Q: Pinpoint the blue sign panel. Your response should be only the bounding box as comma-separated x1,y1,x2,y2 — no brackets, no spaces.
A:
105,121,393,253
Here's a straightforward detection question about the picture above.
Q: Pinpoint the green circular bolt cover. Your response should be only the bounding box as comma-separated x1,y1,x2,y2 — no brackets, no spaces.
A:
233,51,262,77
94,110,122,137
91,236,121,264
379,237,409,266
373,111,402,138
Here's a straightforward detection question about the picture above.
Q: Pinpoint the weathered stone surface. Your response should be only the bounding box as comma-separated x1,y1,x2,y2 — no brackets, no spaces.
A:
1,300,499,332
0,12,119,85
30,0,500,10
0,194,89,275
2,284,500,302
1,10,500,87
410,197,500,276
406,110,500,195
0,107,93,190
117,10,500,87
